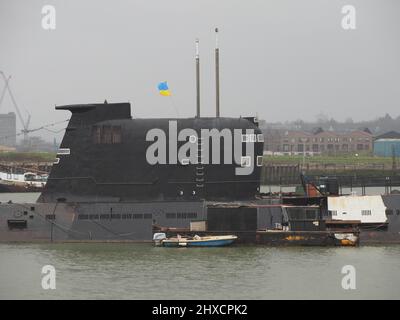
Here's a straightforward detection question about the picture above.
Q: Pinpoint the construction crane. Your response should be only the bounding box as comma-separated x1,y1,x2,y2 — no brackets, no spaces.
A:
0,71,31,142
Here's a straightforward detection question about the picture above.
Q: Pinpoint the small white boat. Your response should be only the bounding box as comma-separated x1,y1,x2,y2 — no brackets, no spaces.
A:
0,171,48,192
0,171,47,187
153,233,237,247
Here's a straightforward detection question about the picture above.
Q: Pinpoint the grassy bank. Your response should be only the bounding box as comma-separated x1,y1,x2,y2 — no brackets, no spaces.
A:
263,154,395,166
261,153,399,185
0,152,56,163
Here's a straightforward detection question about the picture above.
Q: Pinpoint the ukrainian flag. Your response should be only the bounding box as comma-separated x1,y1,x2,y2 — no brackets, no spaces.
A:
158,81,171,96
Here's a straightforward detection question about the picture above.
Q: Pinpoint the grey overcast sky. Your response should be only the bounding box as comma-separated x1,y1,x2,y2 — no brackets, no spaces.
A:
0,0,399,139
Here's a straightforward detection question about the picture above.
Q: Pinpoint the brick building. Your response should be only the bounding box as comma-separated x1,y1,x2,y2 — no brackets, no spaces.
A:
263,128,373,155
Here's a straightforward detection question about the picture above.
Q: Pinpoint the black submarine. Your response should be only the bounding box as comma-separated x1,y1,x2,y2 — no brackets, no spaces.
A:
0,99,264,242
0,34,268,242
1,33,400,244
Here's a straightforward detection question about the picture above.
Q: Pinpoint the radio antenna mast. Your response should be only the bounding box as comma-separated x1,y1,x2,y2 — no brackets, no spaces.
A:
215,28,220,117
195,39,201,118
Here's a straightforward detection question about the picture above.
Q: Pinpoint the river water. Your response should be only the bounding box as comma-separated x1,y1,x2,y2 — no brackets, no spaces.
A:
1,243,399,299
1,192,400,300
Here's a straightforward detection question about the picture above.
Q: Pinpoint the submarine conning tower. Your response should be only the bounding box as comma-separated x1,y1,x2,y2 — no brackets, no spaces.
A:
38,102,264,203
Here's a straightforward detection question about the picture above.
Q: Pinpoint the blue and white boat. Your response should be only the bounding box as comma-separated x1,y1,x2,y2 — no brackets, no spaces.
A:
153,233,237,247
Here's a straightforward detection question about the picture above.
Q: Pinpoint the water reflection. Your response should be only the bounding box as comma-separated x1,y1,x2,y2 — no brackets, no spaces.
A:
1,243,399,299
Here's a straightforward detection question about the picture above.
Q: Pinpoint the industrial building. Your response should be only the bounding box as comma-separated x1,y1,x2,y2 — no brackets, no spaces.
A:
0,112,16,147
374,131,400,157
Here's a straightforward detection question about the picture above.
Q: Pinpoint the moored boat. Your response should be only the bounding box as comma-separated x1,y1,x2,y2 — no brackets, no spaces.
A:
153,233,237,247
0,171,47,193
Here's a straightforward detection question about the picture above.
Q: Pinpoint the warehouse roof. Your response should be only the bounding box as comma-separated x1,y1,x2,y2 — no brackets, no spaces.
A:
375,131,400,140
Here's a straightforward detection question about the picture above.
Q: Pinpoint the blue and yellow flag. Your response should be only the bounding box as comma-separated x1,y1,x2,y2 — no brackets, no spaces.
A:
158,81,171,96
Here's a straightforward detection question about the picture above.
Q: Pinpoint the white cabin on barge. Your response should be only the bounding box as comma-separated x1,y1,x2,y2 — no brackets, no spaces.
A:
327,195,387,224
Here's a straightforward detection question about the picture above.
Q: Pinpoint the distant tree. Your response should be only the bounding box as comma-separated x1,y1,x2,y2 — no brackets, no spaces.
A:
316,112,329,124
384,113,392,121
293,119,304,129
261,112,400,135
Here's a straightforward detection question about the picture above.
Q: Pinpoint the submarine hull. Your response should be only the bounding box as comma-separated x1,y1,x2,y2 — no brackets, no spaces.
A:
0,201,206,242
2,197,400,243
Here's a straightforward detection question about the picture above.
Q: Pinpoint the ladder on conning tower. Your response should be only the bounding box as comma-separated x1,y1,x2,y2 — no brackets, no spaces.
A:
195,136,205,191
